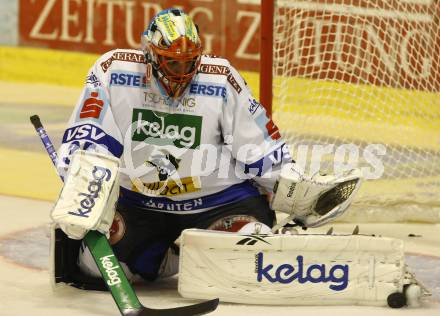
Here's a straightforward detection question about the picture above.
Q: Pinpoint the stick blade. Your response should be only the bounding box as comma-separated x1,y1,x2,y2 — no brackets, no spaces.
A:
131,298,219,316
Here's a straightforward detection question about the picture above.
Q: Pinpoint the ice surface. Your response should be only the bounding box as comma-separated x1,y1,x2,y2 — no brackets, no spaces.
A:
0,195,439,315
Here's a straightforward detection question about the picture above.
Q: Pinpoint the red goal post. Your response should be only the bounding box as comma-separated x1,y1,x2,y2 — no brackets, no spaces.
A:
259,0,440,222
260,0,275,116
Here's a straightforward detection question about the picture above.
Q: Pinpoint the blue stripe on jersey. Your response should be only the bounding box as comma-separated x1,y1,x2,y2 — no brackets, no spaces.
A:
118,181,260,212
243,143,291,177
62,124,123,157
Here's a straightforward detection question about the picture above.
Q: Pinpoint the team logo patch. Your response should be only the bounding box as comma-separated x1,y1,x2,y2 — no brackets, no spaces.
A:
145,152,181,181
61,124,123,159
85,72,100,87
248,98,262,115
132,109,202,149
80,91,104,119
132,151,201,196
109,211,126,245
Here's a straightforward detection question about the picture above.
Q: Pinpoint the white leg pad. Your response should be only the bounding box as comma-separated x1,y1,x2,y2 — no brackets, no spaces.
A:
178,229,417,306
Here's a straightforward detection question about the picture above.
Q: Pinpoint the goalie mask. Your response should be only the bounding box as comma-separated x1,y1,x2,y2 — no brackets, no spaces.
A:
142,8,202,98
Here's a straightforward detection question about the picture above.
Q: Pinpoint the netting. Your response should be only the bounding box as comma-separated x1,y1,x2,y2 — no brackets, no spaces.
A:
271,0,440,222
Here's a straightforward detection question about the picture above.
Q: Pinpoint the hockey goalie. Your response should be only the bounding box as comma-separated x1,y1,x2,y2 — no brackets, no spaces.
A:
49,7,429,309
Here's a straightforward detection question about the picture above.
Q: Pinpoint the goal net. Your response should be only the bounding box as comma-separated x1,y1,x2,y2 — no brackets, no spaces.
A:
263,0,440,222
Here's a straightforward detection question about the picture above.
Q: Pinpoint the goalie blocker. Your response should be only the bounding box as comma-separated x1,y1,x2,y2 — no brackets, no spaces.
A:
51,150,120,240
178,229,430,307
50,150,120,290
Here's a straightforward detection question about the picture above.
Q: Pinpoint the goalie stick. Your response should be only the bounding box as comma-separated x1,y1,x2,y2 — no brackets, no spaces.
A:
30,115,219,316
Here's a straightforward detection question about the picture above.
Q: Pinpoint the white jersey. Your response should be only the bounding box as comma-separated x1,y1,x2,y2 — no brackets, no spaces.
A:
58,49,291,214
